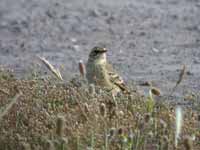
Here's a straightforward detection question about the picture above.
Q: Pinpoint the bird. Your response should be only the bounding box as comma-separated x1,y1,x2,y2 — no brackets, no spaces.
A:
86,46,129,95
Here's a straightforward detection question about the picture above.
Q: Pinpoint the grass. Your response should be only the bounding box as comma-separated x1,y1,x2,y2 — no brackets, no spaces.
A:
0,68,199,150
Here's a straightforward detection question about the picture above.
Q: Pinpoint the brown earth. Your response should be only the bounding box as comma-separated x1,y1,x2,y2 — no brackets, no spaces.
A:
0,0,200,100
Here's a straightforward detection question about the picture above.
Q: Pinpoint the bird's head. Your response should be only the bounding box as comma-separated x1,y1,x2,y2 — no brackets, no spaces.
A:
89,47,107,63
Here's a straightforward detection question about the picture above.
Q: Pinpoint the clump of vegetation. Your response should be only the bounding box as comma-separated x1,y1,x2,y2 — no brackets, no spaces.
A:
0,68,199,150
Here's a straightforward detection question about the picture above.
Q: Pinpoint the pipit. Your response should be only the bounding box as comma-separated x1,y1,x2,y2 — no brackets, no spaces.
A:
86,46,129,95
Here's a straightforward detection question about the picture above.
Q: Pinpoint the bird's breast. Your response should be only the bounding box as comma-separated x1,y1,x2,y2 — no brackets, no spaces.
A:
86,62,108,85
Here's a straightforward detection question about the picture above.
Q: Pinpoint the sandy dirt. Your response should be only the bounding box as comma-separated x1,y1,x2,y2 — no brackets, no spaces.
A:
0,0,200,100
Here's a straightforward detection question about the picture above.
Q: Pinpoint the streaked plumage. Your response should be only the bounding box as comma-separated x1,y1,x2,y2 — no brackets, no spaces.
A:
86,46,129,94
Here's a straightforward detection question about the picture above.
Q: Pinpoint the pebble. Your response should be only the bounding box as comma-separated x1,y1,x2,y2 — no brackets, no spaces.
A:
152,48,160,53
73,45,79,51
70,38,77,43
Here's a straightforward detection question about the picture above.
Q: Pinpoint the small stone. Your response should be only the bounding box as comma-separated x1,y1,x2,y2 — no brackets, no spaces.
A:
73,45,79,51
152,48,160,53
70,38,77,43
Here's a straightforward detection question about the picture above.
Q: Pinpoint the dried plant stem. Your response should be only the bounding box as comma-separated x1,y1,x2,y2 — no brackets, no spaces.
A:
0,92,22,123
75,92,89,121
169,65,186,96
103,129,108,150
38,56,63,81
76,135,80,150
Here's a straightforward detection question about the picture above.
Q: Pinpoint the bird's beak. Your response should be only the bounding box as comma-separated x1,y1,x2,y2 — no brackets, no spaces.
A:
102,48,107,53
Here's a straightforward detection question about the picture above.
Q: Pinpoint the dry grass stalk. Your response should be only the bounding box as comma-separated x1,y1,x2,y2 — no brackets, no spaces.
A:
170,65,186,96
74,92,89,121
83,103,89,113
162,136,169,150
38,56,63,81
0,92,22,123
176,64,186,85
0,69,199,149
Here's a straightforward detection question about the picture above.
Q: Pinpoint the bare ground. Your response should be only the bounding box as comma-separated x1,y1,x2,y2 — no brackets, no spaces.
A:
0,0,200,100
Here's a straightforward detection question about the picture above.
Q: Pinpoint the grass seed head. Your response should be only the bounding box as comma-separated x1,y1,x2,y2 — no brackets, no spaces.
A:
38,56,63,80
56,116,65,137
99,103,106,117
109,128,116,138
183,136,193,150
118,128,124,136
83,103,90,113
118,110,124,118
43,139,55,150
177,64,186,85
197,114,200,121
21,142,31,150
160,119,167,129
162,136,169,150
147,131,154,138
88,84,95,95
144,113,151,123
151,87,161,96
78,60,86,77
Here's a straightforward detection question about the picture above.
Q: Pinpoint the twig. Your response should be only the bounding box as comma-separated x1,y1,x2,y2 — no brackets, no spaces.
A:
169,65,186,96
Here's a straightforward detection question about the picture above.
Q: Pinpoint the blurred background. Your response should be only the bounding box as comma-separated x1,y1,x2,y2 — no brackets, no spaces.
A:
0,0,200,99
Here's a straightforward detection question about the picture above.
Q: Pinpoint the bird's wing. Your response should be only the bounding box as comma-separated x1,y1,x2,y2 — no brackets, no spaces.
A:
106,63,129,93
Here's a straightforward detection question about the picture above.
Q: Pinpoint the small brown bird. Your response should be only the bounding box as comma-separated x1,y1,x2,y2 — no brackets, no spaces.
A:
86,46,129,95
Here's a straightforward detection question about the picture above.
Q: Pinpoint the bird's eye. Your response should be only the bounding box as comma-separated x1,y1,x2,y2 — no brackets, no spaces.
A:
91,47,106,55
94,49,100,53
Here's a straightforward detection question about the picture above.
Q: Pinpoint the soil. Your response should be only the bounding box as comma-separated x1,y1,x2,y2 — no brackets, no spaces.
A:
0,0,200,100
